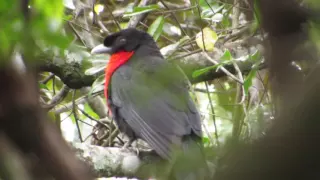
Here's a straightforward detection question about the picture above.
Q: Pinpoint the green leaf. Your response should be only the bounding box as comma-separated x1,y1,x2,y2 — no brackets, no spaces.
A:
121,22,129,29
202,137,210,145
39,83,49,90
220,50,233,61
251,0,261,32
221,13,231,27
192,50,235,78
243,68,257,95
63,14,73,21
147,16,165,41
123,4,160,17
84,103,99,119
242,50,262,95
33,0,64,20
192,61,233,78
192,64,221,78
250,50,262,63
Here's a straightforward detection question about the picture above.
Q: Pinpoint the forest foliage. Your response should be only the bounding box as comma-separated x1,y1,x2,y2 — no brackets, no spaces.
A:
1,0,320,179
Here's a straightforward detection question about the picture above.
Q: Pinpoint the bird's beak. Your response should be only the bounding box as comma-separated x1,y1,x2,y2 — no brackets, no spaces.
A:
91,44,112,54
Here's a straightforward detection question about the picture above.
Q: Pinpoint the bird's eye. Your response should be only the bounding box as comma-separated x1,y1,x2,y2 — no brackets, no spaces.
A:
119,38,126,44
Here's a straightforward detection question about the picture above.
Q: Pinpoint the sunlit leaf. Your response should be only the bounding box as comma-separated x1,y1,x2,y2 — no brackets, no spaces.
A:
147,16,165,41
34,0,64,18
196,27,218,51
94,4,104,14
121,22,129,29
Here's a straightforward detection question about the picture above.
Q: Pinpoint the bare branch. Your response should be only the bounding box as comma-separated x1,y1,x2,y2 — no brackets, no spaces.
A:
43,85,70,110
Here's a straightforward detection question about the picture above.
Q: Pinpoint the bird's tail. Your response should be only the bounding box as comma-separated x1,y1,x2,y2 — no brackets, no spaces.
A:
170,136,210,180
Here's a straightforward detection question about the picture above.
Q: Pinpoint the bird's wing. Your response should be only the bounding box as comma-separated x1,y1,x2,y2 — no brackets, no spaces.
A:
110,57,202,159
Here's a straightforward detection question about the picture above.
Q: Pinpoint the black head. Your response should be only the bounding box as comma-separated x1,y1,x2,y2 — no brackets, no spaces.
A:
91,28,158,54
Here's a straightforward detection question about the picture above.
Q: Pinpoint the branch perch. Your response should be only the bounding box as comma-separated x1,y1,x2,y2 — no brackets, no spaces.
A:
39,53,266,89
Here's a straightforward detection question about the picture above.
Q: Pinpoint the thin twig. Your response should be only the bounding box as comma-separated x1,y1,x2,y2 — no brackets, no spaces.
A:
102,128,119,147
168,49,202,60
68,21,88,48
97,20,110,34
83,127,101,142
77,106,98,121
65,20,103,38
55,97,88,114
77,106,111,130
205,81,220,147
159,0,194,50
73,90,83,142
203,52,244,84
44,85,70,110
40,73,55,84
233,62,245,103
105,4,121,30
196,0,207,52
230,0,247,141
54,89,104,114
52,75,56,95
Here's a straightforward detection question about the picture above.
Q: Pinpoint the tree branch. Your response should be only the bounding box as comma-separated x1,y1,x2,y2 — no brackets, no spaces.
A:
39,52,266,90
43,85,70,110
39,57,97,89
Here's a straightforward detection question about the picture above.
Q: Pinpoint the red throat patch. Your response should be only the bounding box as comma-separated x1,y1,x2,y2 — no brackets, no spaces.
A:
104,51,134,114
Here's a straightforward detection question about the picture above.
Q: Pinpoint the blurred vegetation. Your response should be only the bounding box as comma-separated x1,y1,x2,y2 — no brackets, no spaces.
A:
1,0,320,179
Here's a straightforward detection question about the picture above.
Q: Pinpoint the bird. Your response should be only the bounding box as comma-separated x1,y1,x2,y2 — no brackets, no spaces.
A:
91,28,209,180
